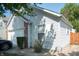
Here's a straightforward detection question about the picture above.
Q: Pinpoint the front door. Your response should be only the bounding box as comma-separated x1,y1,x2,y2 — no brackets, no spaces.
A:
24,22,28,48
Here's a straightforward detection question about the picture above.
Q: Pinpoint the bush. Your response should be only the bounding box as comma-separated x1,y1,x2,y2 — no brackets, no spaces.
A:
33,40,43,53
17,37,26,49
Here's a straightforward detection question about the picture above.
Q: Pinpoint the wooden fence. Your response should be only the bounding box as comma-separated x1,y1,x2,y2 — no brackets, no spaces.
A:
70,32,79,45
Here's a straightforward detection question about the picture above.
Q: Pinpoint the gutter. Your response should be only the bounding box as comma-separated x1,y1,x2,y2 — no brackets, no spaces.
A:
62,15,73,28
33,6,62,17
60,15,73,28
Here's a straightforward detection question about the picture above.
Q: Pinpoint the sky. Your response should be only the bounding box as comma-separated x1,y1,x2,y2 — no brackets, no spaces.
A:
4,3,65,16
38,3,65,13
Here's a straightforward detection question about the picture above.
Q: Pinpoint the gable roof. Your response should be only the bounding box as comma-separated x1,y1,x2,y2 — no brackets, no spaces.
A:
6,14,31,27
34,6,73,28
34,6,62,17
6,6,73,28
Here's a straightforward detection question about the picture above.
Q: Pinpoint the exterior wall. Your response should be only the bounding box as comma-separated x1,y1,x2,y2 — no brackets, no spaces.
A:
41,11,72,50
0,18,6,39
24,13,43,47
7,16,24,46
57,20,72,50
7,8,72,50
7,16,24,30
43,17,72,50
42,16,60,50
8,30,24,46
24,9,72,50
25,9,61,49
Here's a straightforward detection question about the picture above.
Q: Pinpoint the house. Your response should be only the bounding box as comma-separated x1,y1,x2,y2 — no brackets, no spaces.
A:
0,17,9,39
4,7,73,51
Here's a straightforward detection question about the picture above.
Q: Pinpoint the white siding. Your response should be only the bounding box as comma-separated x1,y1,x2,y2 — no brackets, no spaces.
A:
58,20,71,49
24,11,46,47
24,9,72,50
7,8,72,50
8,16,24,30
8,30,24,46
26,10,61,49
7,16,24,46
43,16,59,49
0,19,6,39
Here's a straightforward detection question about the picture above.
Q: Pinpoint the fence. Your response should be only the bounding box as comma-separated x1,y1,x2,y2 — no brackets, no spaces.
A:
70,32,79,45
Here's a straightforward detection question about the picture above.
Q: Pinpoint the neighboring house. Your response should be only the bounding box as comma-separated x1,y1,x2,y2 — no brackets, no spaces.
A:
4,7,73,50
0,17,9,39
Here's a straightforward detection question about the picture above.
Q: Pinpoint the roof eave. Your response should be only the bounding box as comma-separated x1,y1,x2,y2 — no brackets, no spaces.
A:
33,6,62,17
60,15,73,28
34,6,73,28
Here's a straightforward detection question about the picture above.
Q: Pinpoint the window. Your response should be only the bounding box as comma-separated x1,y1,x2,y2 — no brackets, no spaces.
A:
38,24,45,33
38,33,44,42
38,19,45,41
38,24,45,42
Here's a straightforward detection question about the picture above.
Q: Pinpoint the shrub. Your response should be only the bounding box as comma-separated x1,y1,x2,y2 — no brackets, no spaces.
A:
33,40,43,53
17,37,26,49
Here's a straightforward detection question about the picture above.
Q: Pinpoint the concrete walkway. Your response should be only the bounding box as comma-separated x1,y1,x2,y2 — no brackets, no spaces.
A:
1,48,49,56
1,45,79,56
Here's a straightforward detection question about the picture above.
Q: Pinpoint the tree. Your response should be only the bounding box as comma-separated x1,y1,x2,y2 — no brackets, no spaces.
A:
61,3,79,32
0,3,38,21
